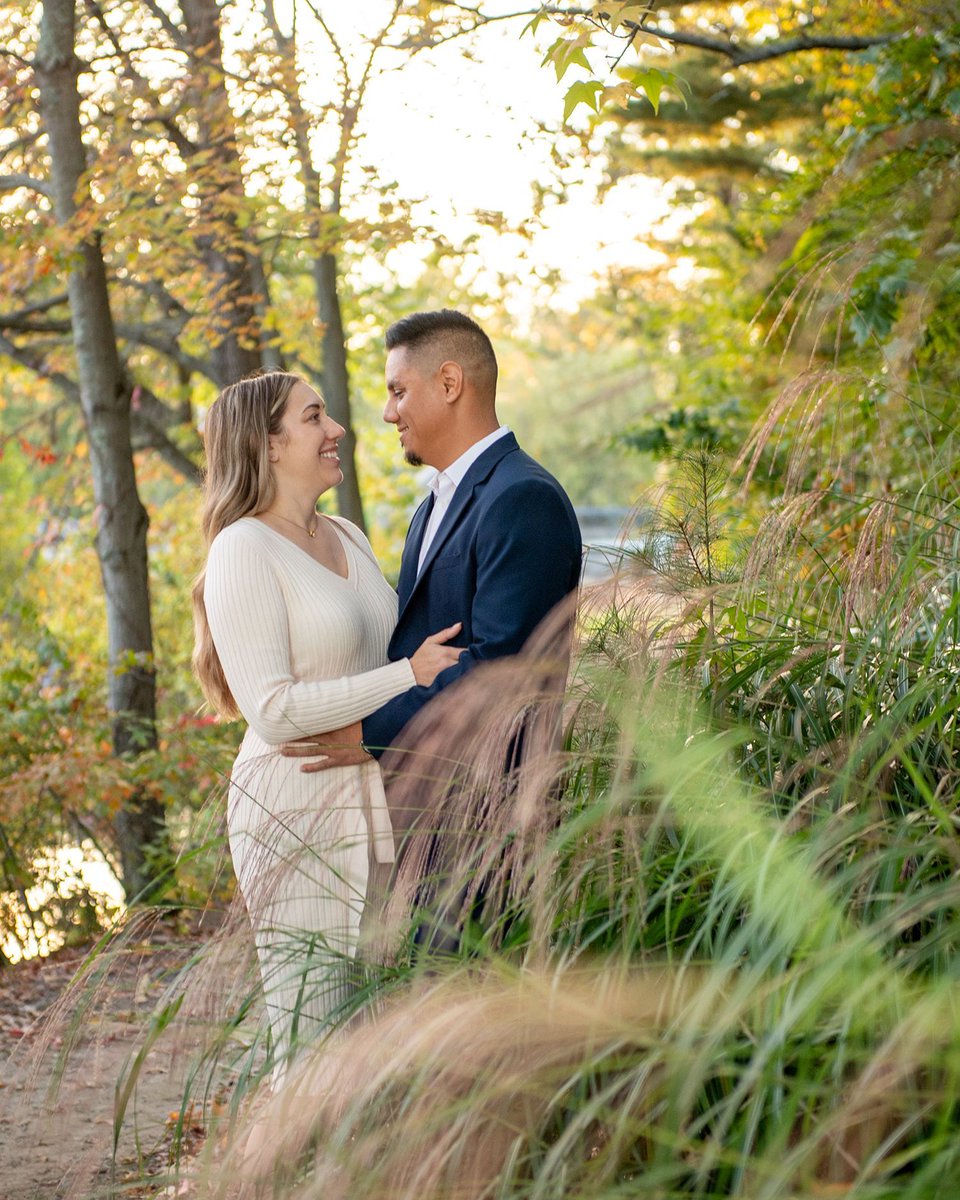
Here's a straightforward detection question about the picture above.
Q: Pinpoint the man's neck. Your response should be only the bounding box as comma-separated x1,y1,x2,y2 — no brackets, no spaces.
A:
432,423,504,474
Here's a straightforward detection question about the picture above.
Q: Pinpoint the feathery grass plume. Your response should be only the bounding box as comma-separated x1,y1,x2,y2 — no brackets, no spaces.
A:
203,966,714,1200
8,780,267,1196
372,593,580,964
200,475,960,1194
5,905,236,1198
195,658,960,1200
735,368,840,496
739,488,828,598
27,439,960,1198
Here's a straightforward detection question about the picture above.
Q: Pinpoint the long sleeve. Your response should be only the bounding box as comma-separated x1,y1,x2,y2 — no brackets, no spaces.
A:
204,525,416,745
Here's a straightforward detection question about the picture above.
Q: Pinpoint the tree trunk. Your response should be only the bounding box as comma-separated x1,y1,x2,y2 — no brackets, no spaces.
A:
314,250,365,528
265,16,366,531
36,0,169,901
180,0,262,386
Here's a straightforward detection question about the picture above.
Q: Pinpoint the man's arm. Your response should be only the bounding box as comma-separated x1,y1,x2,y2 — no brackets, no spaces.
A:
279,722,372,772
361,477,581,756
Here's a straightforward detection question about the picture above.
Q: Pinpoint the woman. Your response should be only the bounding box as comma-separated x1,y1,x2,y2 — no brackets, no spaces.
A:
192,371,461,1085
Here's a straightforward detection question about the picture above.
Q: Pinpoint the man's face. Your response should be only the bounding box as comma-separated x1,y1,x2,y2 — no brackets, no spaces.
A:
383,344,447,468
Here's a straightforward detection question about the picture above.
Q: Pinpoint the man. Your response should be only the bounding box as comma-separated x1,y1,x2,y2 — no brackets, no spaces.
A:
284,309,581,946
287,308,582,769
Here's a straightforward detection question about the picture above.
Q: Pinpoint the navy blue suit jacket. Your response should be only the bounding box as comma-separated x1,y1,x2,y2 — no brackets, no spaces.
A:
361,433,582,756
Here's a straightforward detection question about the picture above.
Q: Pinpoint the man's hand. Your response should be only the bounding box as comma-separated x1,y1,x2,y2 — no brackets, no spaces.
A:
279,721,372,773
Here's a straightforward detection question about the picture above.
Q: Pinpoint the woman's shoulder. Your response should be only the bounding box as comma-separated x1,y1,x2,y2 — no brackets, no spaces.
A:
326,515,377,561
208,517,272,562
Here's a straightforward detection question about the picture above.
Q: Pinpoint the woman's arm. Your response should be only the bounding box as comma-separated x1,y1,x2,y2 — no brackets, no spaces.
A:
204,528,415,744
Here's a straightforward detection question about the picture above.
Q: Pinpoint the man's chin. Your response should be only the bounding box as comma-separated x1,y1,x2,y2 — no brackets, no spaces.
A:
404,450,422,467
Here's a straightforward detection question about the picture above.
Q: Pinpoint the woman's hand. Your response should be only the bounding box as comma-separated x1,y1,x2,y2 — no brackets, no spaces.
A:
410,622,463,686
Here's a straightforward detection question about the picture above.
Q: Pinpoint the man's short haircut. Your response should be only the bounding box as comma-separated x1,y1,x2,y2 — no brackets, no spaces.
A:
385,309,498,398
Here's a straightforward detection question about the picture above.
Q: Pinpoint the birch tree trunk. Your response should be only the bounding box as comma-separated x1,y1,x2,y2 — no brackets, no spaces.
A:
35,0,168,900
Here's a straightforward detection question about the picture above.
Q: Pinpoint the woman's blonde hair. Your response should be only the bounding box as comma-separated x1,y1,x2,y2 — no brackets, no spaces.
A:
192,371,303,717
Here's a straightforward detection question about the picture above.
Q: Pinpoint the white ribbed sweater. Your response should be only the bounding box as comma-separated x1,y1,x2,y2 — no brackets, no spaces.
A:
204,516,413,1081
204,516,415,749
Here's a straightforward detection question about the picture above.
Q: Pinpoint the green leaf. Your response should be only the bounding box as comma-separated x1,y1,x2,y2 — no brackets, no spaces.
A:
541,35,565,69
606,2,652,34
554,42,593,83
633,67,668,114
563,79,605,122
521,9,547,38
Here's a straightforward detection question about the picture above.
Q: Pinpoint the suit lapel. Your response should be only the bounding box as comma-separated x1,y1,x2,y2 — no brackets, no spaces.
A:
397,492,434,606
397,433,519,621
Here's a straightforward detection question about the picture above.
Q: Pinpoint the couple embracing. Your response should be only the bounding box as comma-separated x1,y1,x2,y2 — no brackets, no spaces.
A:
192,309,582,1087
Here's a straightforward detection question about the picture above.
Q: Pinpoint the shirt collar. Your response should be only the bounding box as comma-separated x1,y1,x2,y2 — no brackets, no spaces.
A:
440,426,510,490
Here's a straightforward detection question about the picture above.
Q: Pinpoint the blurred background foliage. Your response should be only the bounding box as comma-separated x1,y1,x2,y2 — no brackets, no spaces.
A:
1,0,957,943
5,4,960,1188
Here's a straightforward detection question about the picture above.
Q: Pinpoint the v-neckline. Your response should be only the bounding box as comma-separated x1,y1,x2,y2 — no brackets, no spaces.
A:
249,515,353,583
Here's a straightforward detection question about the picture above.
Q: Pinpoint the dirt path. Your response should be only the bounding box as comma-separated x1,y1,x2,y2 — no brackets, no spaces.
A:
0,935,216,1200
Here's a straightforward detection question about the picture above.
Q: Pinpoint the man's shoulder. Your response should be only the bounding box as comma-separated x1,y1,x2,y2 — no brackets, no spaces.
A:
479,448,580,541
485,443,572,501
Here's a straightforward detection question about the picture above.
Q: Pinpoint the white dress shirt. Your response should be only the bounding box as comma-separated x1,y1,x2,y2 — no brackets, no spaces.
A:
417,426,511,574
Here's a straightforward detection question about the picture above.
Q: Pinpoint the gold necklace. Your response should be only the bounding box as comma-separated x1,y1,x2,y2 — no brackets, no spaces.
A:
267,511,319,538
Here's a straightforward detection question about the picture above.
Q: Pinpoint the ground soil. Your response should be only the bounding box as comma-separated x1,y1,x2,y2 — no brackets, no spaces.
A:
0,924,222,1200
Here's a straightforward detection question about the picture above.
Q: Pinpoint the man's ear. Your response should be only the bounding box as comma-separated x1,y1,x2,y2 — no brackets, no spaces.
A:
438,360,464,403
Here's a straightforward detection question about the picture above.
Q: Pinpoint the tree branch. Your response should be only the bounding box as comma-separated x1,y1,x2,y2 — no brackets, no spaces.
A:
0,310,212,380
0,330,201,484
393,5,895,66
139,0,190,52
0,47,32,68
299,0,350,89
0,173,53,198
0,330,81,401
114,324,210,378
128,386,202,483
0,294,69,321
330,0,403,209
82,0,198,161
634,24,896,67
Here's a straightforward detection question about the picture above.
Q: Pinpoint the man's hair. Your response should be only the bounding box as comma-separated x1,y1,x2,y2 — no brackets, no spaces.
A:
385,309,498,398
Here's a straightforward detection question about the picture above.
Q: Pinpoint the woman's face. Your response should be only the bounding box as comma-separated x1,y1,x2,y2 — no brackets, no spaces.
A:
269,382,345,496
